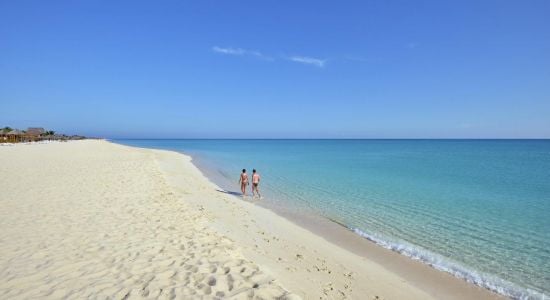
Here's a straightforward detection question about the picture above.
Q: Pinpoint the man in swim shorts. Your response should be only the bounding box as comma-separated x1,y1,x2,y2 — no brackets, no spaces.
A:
239,169,249,196
252,169,261,198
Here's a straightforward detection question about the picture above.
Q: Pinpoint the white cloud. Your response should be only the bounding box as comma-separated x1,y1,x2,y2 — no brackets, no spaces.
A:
288,56,326,67
212,46,272,60
212,46,246,55
212,46,326,67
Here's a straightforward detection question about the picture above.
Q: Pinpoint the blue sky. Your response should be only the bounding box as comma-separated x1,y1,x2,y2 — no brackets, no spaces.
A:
1,1,549,138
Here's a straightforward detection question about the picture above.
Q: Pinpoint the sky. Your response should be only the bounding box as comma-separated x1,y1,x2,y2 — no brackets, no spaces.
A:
1,0,549,138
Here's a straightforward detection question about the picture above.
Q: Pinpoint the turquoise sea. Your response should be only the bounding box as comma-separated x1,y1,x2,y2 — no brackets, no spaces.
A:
115,139,550,299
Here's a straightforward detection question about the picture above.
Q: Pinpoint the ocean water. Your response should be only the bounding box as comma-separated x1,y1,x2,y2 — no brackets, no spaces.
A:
115,139,550,299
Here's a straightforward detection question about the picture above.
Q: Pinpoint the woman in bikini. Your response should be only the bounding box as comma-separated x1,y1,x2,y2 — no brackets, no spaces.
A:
252,169,261,199
239,169,249,196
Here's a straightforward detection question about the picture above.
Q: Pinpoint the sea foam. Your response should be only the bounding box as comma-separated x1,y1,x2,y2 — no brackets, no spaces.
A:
351,227,544,300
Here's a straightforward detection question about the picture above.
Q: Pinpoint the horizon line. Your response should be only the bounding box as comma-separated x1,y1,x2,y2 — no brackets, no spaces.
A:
108,137,550,140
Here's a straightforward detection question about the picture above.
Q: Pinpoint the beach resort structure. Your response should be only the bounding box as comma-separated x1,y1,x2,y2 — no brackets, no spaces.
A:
1,129,24,143
1,127,85,143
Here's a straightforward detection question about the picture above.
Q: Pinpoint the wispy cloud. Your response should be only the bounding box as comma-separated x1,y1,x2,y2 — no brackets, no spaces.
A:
212,46,246,55
287,56,326,67
212,46,326,67
212,46,272,60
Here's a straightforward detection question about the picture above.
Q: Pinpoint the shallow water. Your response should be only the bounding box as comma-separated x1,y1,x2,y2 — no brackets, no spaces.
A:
115,139,550,299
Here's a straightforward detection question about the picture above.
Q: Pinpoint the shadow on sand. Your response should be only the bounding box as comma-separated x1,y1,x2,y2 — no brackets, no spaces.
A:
216,189,242,196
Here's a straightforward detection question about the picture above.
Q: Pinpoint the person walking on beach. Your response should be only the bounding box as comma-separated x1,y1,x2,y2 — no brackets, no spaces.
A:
252,169,261,199
239,169,249,196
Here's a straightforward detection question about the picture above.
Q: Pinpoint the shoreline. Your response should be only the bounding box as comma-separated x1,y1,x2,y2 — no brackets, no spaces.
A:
184,148,510,300
259,204,528,299
171,143,524,299
1,140,504,299
113,140,504,299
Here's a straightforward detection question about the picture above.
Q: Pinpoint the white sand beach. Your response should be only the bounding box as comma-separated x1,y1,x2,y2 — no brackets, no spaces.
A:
0,140,501,299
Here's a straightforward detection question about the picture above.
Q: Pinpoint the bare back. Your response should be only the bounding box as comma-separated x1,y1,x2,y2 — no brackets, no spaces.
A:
240,173,248,184
252,173,260,184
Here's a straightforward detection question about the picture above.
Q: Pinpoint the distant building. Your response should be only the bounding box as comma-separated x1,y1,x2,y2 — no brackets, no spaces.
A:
26,127,45,136
1,129,24,143
1,126,84,143
24,127,45,141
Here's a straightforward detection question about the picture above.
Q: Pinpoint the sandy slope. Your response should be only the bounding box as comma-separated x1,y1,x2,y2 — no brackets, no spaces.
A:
0,141,295,299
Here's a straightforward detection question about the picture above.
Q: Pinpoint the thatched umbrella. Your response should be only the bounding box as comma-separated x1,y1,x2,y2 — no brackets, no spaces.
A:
6,130,24,143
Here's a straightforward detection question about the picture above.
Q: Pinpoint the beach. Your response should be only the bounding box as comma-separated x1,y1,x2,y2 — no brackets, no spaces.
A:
0,140,502,299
